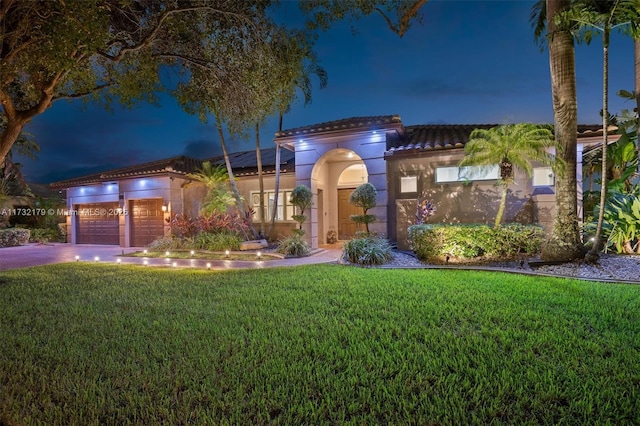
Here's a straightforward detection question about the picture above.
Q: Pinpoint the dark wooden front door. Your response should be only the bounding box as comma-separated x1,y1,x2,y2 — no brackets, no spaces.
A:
337,189,360,240
130,199,164,247
76,202,119,245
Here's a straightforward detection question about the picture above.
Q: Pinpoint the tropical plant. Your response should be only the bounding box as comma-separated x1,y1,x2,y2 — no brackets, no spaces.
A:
459,123,559,229
290,185,313,233
275,233,311,258
557,0,640,262
349,182,378,233
585,192,640,253
186,162,235,215
342,234,392,266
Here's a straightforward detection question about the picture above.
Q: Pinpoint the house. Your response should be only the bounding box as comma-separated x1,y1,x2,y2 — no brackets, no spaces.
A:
50,115,611,249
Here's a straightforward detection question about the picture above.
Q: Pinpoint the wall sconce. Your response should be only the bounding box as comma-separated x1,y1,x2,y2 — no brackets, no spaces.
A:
161,204,167,212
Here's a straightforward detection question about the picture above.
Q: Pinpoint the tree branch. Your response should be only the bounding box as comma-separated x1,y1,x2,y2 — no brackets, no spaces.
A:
375,0,429,38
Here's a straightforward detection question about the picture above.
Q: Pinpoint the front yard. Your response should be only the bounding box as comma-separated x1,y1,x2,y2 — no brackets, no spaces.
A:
1,264,639,424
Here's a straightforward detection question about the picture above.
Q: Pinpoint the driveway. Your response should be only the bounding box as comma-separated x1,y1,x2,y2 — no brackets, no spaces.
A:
0,243,341,271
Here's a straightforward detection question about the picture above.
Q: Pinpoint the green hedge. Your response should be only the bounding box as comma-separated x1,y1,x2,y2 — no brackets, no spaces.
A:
0,228,31,247
408,223,544,262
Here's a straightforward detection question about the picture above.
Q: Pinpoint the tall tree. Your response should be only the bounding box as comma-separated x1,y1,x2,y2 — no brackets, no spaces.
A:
266,29,327,238
459,123,559,229
0,1,268,166
556,0,640,262
532,0,585,261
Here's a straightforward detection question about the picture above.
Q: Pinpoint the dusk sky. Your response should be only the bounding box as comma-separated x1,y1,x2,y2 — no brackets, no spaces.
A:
18,0,635,184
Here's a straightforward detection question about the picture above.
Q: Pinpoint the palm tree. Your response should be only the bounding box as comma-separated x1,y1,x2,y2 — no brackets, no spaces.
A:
266,29,327,238
459,123,559,229
556,0,639,262
532,0,584,261
186,161,235,215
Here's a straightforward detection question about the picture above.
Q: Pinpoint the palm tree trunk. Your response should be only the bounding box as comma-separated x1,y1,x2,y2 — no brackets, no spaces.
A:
540,0,584,261
587,29,610,262
494,184,508,229
215,116,257,239
255,122,265,237
266,112,284,238
635,38,639,171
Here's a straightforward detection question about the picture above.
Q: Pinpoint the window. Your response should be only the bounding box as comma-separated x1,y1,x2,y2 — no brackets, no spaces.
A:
533,167,554,186
251,190,295,221
400,176,418,193
435,165,499,183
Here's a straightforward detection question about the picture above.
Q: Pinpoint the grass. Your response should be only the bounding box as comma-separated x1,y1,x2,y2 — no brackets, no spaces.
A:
1,264,639,424
123,250,281,261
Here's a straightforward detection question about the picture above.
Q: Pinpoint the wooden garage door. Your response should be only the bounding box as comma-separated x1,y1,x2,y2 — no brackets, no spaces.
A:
76,202,120,245
338,188,360,240
130,199,164,247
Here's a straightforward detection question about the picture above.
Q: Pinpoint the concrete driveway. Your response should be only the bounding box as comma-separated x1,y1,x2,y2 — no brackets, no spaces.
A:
0,243,341,271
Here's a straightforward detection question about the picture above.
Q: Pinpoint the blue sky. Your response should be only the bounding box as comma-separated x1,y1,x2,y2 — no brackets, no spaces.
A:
19,0,635,184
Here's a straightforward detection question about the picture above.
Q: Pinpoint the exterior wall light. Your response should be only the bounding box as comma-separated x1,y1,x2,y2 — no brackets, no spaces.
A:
161,204,167,212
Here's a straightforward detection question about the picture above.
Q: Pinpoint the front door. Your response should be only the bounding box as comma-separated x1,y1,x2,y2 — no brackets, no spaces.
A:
337,188,360,240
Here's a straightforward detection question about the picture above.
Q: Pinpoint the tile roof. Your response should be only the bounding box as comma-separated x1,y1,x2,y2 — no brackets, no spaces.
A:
49,155,202,188
275,115,402,138
50,148,294,188
385,124,497,156
385,123,612,158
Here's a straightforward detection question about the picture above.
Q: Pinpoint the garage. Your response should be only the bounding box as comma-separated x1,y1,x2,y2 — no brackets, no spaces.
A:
76,202,120,245
130,199,165,247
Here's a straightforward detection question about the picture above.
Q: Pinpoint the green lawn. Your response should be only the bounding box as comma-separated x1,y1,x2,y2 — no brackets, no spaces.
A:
1,264,639,424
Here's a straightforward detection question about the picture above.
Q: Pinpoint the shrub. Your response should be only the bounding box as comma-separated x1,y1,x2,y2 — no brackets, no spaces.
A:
276,233,311,258
28,227,64,244
0,228,30,247
195,232,241,251
147,236,193,251
342,235,392,266
408,223,544,262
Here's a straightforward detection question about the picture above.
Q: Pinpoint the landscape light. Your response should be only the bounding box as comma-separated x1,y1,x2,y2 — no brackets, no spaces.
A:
75,255,80,261
225,250,230,257
94,256,100,262
165,251,170,257
256,251,262,259
190,250,195,256
172,262,177,268
116,258,121,264
206,263,211,270
143,260,148,266
143,249,148,255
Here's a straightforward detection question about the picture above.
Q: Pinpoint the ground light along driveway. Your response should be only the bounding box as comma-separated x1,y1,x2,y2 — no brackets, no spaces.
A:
0,243,342,271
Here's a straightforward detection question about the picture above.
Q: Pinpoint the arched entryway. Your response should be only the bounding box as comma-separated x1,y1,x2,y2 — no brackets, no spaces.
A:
310,149,368,247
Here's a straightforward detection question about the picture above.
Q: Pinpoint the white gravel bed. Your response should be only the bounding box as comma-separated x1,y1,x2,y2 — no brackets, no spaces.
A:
383,251,640,283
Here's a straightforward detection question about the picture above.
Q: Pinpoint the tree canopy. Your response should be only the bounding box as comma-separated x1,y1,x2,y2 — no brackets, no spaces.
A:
0,0,271,165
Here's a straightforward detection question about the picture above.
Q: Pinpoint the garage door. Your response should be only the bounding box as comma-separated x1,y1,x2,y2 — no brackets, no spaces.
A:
130,199,165,247
76,202,120,245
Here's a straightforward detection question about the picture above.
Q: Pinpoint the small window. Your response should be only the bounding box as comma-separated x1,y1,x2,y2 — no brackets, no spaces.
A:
436,165,499,183
400,176,418,193
533,167,554,186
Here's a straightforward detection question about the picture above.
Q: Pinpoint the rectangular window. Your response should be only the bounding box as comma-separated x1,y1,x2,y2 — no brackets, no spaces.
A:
251,190,294,221
533,167,554,186
400,176,418,193
436,165,499,183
